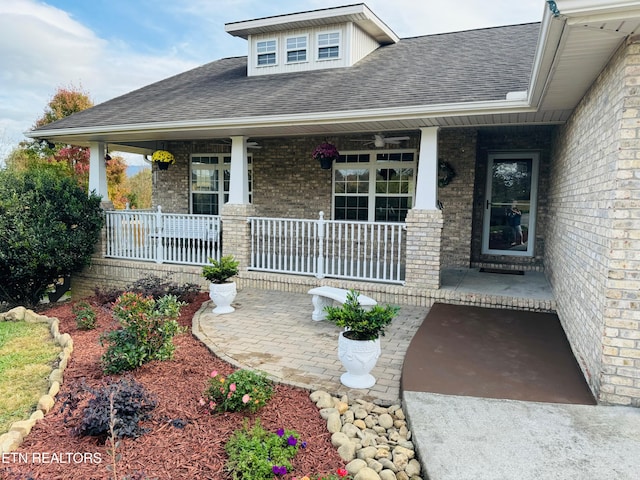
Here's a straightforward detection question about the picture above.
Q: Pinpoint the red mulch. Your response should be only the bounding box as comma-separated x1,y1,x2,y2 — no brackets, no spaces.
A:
1,293,344,480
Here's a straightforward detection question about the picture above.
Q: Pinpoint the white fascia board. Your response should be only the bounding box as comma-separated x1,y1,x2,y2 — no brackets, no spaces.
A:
555,0,640,15
24,98,534,140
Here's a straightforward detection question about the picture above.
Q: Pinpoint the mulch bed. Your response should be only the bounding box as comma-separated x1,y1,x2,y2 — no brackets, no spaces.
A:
1,293,344,479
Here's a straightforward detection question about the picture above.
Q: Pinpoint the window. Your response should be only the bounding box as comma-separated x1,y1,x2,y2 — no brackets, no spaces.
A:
286,36,307,63
317,32,340,60
333,151,415,222
190,155,252,215
257,40,277,66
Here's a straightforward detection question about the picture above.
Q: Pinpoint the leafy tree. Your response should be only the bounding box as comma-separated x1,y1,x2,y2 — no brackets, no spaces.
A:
0,164,104,307
124,168,152,209
34,85,93,128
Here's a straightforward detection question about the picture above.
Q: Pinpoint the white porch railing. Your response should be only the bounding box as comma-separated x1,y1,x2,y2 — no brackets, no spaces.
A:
248,212,406,284
104,206,221,265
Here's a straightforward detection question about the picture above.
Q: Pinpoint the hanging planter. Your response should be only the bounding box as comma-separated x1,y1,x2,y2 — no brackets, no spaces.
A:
152,150,175,170
312,142,340,170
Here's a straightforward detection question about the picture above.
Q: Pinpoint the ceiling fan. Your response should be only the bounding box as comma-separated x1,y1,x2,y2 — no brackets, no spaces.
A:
354,134,410,148
213,139,262,149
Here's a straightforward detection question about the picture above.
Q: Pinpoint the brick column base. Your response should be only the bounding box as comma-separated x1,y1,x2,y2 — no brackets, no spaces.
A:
221,203,256,273
404,209,444,289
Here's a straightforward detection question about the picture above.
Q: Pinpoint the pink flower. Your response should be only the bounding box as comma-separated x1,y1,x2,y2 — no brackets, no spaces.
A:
229,383,236,392
210,370,218,378
199,398,205,406
242,394,250,404
209,401,215,410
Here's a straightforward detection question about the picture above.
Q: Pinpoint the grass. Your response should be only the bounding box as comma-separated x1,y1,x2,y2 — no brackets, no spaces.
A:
0,321,60,434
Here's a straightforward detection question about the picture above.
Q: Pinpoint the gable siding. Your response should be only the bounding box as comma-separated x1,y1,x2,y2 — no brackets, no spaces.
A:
548,38,640,406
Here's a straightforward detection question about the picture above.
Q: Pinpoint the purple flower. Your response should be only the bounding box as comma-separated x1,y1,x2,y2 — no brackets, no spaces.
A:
287,435,297,446
272,465,287,476
301,440,307,448
276,428,285,437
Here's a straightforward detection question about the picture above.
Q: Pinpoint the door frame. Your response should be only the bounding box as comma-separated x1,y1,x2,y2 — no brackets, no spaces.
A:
481,151,539,257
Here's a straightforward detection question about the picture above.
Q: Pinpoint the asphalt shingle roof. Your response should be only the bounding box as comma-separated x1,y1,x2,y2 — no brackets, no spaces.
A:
34,22,540,132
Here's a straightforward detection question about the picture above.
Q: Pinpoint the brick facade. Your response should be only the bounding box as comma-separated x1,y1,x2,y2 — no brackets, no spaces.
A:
548,38,640,406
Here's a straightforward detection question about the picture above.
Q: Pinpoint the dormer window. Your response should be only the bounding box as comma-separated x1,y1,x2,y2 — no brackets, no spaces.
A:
257,39,277,66
286,36,307,63
318,32,340,60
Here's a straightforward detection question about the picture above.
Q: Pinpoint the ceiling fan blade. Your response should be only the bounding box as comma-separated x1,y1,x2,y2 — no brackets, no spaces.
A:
384,136,410,142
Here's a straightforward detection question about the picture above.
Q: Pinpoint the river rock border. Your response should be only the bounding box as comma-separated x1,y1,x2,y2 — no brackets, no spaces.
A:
0,307,73,454
310,391,422,480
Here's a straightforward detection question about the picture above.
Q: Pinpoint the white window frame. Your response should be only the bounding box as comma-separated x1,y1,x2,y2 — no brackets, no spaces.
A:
317,31,341,61
286,35,308,64
190,154,252,215
256,39,277,67
331,149,416,222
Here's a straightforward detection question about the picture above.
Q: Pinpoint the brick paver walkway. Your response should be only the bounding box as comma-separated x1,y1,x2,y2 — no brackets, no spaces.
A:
192,288,428,405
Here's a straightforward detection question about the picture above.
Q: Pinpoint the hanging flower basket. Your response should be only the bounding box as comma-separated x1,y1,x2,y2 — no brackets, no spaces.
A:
312,142,340,169
151,150,175,169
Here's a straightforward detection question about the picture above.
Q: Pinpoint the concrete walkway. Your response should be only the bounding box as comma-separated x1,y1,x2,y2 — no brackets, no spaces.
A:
192,286,640,480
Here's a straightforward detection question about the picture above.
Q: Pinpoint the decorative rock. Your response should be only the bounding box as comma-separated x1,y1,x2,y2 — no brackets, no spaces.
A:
335,400,349,414
30,410,44,422
357,446,378,460
395,471,409,480
343,409,355,423
320,407,339,420
49,368,63,385
378,413,394,429
342,422,360,438
332,432,351,448
327,412,342,433
395,408,406,420
379,470,396,480
346,458,367,475
24,309,45,323
3,306,26,321
378,458,398,473
375,447,392,460
310,390,334,409
392,452,409,471
37,394,55,414
405,459,422,477
0,431,23,453
56,333,72,348
338,442,357,462
354,407,368,419
365,458,383,473
354,466,381,480
9,419,36,437
353,419,367,430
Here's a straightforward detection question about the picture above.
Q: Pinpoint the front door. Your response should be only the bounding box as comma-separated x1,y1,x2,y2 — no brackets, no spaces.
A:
482,152,539,256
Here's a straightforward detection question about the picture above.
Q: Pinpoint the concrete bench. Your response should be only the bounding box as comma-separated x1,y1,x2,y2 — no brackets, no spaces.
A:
308,286,377,321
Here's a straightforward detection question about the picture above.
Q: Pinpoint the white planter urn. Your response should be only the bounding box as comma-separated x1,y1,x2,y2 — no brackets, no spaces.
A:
209,282,237,314
337,331,381,388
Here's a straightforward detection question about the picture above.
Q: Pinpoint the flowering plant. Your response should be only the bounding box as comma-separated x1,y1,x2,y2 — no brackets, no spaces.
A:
201,368,273,413
294,469,351,480
312,142,340,161
151,150,175,164
225,419,303,480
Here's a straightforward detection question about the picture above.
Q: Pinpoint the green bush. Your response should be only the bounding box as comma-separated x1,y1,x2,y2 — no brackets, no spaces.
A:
203,369,273,414
225,419,301,480
100,293,185,374
72,301,97,330
0,166,103,307
202,255,239,284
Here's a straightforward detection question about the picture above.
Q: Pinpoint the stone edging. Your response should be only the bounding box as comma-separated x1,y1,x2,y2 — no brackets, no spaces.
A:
309,391,422,480
0,307,73,454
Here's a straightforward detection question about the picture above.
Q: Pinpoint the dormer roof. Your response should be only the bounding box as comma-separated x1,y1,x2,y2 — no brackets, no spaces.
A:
225,3,399,45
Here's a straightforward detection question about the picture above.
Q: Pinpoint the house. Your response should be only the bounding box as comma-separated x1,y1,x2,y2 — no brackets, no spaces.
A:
28,1,640,407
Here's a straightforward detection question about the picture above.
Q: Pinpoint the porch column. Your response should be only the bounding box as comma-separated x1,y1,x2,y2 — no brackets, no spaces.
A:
404,127,443,290
222,135,254,275
227,136,250,205
415,127,439,210
88,142,110,204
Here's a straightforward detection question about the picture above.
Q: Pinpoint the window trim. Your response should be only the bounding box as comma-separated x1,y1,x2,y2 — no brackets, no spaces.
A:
317,31,341,61
285,34,308,64
190,154,252,215
331,149,417,222
256,38,278,67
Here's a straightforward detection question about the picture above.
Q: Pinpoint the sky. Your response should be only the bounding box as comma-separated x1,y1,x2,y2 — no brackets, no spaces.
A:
0,0,546,165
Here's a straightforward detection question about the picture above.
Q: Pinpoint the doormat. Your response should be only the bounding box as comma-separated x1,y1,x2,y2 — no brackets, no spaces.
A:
480,267,524,275
401,303,596,405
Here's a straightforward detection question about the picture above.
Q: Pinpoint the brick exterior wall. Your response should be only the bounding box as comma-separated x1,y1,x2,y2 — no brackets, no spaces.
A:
548,38,640,406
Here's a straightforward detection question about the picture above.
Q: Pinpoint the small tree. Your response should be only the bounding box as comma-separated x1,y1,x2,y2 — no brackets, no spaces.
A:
0,164,103,307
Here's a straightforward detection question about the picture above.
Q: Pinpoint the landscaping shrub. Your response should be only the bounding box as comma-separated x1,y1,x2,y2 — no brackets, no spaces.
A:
0,165,103,308
94,274,201,306
225,419,301,480
61,377,157,440
202,369,273,414
100,293,185,374
71,301,97,330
